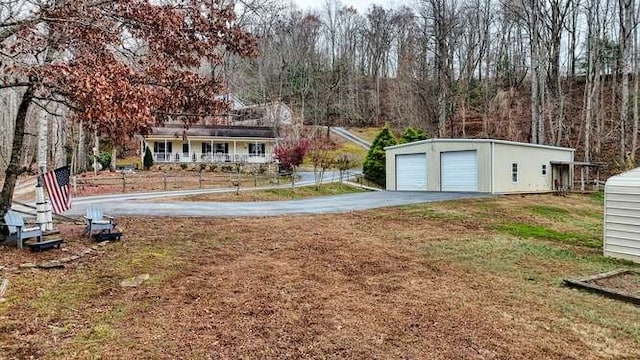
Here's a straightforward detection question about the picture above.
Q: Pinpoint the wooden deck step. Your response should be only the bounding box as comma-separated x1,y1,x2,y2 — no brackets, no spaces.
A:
26,238,63,252
93,232,122,242
43,230,60,237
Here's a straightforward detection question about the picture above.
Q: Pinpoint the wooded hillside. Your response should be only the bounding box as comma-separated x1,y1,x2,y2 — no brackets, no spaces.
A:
223,0,640,170
1,0,639,174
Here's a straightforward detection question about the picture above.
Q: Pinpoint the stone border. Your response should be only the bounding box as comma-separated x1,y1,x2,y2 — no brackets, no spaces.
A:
0,240,122,302
563,269,640,306
16,240,112,271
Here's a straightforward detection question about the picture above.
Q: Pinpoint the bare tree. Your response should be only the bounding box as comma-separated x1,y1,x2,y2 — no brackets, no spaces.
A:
619,0,635,164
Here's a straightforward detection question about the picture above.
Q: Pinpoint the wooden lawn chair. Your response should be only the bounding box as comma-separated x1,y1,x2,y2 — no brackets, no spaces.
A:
3,210,43,249
84,206,116,237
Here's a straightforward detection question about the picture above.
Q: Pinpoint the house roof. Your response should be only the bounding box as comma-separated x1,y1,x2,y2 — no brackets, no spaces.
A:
230,102,293,126
214,93,245,110
145,125,278,139
384,138,575,152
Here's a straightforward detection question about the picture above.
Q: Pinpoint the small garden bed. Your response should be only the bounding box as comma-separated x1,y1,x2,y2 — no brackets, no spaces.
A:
564,269,640,305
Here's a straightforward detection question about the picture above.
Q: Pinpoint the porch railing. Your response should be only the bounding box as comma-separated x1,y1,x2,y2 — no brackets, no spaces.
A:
154,152,269,164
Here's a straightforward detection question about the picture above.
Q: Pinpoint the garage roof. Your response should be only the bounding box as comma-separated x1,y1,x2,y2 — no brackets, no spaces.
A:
606,167,640,187
550,161,604,167
385,138,575,152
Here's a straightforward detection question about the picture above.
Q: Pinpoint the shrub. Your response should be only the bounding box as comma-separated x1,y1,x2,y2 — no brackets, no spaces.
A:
399,127,429,144
220,164,234,172
143,147,154,170
363,124,397,187
273,137,310,187
96,152,112,170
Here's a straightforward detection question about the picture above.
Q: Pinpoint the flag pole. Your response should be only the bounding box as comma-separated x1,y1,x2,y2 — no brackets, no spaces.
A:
36,113,48,232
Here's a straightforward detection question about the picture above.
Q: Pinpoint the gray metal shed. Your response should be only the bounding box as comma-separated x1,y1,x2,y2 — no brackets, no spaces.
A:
385,139,575,194
604,168,640,263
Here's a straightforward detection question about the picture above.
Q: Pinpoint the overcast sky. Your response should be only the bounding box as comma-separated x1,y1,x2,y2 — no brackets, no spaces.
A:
290,0,409,13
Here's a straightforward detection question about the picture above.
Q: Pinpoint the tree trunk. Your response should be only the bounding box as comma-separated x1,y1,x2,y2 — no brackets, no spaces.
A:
111,146,117,171
632,25,639,162
0,84,34,218
569,1,578,78
583,7,599,163
529,1,545,144
73,120,86,174
555,73,565,146
530,44,539,143
596,72,604,155
619,0,634,165
52,114,65,168
93,128,99,175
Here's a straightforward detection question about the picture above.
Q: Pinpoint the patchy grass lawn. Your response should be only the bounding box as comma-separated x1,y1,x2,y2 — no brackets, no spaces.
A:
348,127,382,143
1,193,639,358
153,182,368,202
333,141,367,164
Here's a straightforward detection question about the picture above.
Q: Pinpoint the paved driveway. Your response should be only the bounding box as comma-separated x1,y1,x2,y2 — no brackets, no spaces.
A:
67,191,489,217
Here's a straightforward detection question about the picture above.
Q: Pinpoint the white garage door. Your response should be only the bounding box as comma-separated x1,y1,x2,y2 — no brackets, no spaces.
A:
396,153,427,191
441,151,478,192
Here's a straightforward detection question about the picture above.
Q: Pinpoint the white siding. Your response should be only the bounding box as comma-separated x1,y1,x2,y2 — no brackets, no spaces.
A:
604,168,640,263
492,143,573,193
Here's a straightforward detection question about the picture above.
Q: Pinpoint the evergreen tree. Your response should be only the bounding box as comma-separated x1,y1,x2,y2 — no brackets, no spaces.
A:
399,127,429,144
143,147,154,170
363,124,397,187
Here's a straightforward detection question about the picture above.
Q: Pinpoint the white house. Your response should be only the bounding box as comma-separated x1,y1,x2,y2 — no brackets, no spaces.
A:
231,102,293,127
385,139,575,193
141,125,278,164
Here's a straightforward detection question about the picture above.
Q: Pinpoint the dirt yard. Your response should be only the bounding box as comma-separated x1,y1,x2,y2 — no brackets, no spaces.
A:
1,194,639,359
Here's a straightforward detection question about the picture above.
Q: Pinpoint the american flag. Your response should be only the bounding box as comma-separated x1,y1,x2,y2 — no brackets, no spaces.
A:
43,166,71,214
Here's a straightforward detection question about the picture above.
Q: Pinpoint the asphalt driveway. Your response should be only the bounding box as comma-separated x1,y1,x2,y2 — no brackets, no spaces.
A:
67,191,489,217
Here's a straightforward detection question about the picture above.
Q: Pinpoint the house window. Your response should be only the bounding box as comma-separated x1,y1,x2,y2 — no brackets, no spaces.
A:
512,163,518,183
153,141,172,153
213,143,229,154
202,143,212,154
249,143,265,156
542,164,547,176
182,143,189,154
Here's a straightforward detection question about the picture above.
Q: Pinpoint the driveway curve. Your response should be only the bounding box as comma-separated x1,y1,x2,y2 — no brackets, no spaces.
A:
67,191,489,217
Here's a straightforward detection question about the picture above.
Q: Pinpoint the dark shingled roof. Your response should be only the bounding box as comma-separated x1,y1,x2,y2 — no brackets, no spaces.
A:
147,125,277,139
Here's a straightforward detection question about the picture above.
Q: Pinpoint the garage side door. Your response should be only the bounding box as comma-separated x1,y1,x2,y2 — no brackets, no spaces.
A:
396,153,427,191
441,151,478,192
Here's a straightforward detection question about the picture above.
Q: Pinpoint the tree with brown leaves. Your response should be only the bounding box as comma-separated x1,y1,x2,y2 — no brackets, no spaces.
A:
273,136,310,188
0,0,256,217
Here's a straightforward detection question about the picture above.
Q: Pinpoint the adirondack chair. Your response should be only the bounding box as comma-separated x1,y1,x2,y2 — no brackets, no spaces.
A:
83,206,116,237
3,210,43,249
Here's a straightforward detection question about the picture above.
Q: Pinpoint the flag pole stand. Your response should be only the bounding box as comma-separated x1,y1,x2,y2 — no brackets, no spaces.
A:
38,168,55,233
35,179,47,232
45,200,53,232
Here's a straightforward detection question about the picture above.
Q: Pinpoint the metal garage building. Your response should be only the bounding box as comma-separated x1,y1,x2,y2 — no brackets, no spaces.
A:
604,168,640,263
385,139,575,193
